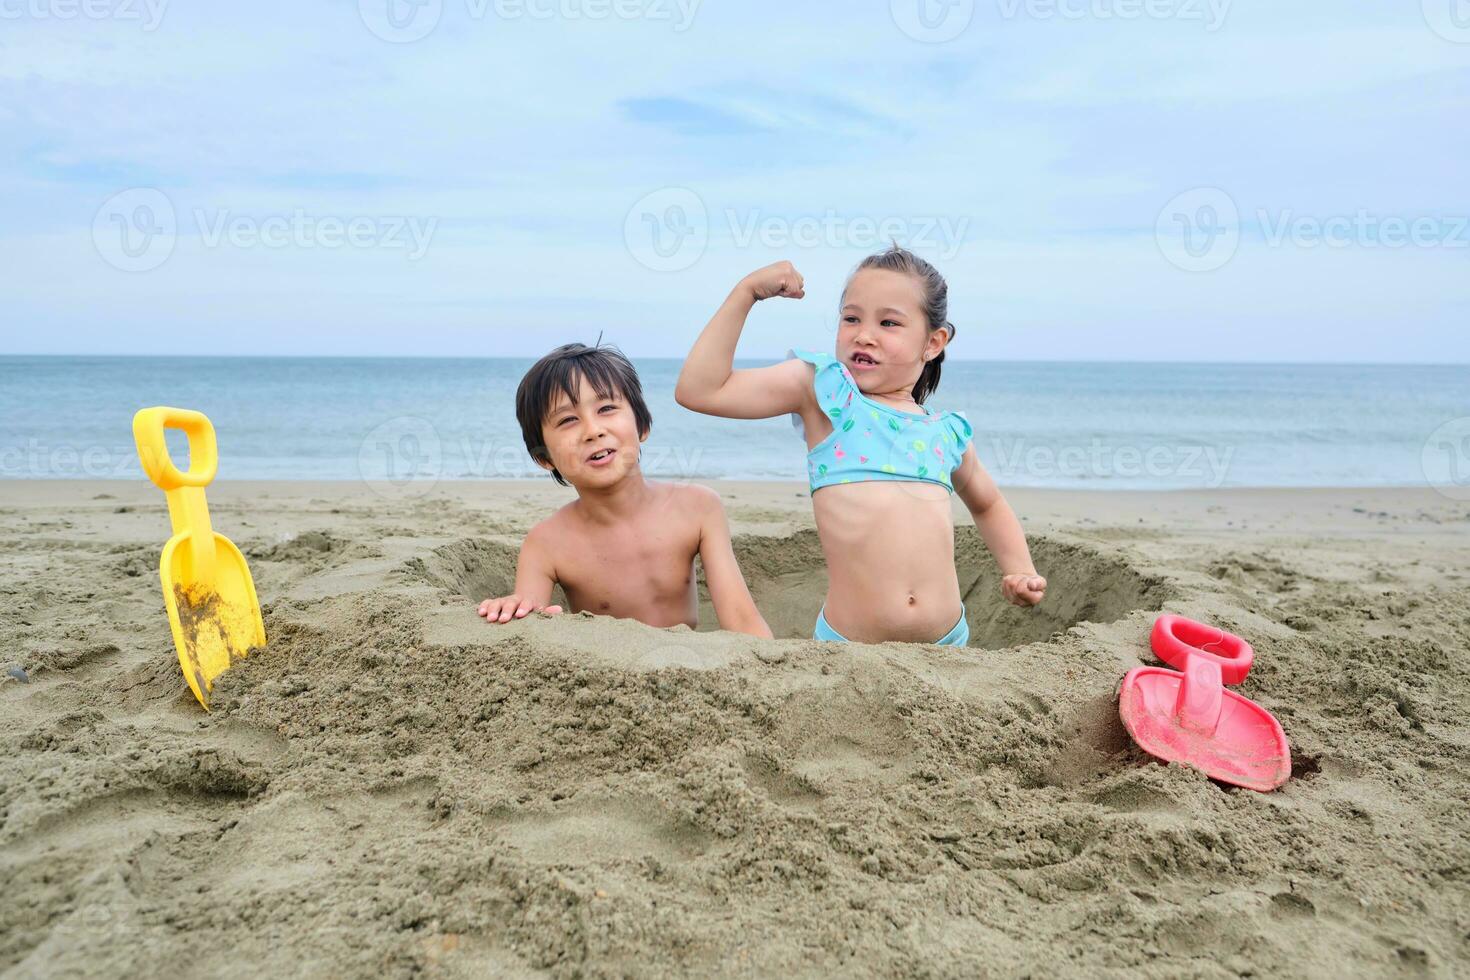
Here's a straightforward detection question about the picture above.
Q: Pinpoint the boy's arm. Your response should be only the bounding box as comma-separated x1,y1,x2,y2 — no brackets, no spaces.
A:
952,447,1047,607
674,262,814,421
477,525,564,623
691,487,774,639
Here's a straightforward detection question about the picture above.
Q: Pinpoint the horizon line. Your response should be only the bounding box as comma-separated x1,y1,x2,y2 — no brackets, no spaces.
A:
2,353,1466,369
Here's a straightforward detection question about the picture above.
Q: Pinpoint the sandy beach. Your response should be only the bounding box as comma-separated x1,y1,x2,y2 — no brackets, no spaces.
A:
1,479,1467,978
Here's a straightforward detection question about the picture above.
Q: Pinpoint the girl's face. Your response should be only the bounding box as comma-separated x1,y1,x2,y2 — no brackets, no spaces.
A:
836,268,948,397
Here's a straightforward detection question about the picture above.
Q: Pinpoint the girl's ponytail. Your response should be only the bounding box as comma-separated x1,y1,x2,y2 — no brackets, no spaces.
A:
913,320,955,405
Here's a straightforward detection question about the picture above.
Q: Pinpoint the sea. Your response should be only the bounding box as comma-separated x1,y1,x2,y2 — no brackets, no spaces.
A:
3,356,1468,492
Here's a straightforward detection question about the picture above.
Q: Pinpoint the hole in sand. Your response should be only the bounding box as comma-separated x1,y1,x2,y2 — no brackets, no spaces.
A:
406,538,569,610
413,529,1166,650
713,529,1166,649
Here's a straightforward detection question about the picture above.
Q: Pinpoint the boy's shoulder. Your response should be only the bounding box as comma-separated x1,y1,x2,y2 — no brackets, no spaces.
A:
523,501,580,545
657,480,724,516
525,484,724,546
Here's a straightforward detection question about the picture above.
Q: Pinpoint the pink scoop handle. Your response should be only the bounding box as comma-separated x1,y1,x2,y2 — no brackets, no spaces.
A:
1174,654,1225,734
1152,614,1254,684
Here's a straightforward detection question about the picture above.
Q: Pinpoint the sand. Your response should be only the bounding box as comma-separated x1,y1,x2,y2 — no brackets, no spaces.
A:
1,479,1467,978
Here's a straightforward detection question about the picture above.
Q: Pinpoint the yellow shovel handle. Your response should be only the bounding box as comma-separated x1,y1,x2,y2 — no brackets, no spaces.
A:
133,407,219,490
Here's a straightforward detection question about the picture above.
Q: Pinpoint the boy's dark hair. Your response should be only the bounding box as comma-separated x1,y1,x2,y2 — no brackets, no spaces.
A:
515,343,653,486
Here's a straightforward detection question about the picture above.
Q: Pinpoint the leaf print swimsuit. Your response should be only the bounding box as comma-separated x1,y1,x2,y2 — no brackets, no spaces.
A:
788,349,975,645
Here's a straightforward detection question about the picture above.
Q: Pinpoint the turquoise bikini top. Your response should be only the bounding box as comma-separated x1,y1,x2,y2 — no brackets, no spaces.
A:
788,349,974,494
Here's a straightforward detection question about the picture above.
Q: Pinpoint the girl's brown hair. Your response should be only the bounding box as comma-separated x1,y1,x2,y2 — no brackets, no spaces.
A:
846,244,956,405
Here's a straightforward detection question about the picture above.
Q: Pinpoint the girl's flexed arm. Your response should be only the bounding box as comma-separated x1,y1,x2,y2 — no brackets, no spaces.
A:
675,261,813,420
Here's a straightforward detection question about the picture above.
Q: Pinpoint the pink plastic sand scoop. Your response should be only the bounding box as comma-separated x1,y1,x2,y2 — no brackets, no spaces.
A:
1118,614,1291,792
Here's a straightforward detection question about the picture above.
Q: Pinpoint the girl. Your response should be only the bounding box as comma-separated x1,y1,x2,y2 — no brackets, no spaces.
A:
675,246,1046,645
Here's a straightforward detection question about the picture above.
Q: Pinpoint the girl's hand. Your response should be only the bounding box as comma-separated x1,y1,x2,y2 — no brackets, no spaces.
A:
1001,574,1047,607
478,594,564,623
742,260,805,302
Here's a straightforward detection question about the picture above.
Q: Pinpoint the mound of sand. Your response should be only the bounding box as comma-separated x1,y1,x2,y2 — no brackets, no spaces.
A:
2,482,1467,977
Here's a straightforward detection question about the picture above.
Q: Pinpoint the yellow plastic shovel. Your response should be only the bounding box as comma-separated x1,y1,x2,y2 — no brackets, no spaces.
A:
133,407,265,709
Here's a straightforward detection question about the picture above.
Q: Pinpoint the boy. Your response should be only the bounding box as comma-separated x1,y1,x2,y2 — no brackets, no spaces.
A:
477,343,772,638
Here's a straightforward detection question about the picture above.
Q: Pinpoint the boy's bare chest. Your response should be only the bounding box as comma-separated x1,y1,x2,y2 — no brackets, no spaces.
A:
554,519,699,599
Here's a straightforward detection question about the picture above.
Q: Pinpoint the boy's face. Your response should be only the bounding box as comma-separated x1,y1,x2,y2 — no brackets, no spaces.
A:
538,374,646,489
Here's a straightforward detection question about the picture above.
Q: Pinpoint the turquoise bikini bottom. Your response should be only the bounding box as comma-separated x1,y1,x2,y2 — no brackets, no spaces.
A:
814,606,970,646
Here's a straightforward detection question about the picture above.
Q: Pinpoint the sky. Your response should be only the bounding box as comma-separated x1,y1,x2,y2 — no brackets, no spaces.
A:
1,0,1467,362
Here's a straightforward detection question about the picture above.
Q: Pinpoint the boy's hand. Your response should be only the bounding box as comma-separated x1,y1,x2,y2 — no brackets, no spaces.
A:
477,595,563,623
1001,574,1047,607
742,261,805,302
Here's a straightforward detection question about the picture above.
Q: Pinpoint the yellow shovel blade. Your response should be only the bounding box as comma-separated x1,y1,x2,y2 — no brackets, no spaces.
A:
160,530,265,709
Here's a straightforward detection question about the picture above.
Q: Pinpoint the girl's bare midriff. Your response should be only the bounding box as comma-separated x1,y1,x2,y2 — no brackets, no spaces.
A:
811,480,964,643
